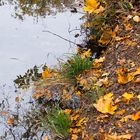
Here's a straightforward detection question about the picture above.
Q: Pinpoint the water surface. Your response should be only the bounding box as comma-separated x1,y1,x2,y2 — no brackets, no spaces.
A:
0,3,82,84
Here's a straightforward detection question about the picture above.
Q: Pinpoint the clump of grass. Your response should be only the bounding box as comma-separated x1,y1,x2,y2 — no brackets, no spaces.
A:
62,54,93,80
39,107,71,139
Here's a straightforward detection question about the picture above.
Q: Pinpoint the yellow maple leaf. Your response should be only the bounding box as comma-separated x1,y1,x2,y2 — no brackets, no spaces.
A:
122,92,134,103
84,0,100,13
93,93,117,115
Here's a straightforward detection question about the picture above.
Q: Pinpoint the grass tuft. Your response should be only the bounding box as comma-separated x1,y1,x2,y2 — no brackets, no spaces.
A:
62,55,93,80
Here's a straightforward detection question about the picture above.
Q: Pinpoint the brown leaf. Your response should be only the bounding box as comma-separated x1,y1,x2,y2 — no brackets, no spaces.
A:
7,117,14,125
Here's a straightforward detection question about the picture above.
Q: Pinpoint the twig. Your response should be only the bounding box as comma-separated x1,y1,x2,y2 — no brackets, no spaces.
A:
42,30,82,47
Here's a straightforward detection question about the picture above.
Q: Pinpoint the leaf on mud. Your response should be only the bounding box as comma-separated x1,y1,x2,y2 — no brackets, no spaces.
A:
98,30,114,45
120,115,132,122
115,35,130,41
42,68,52,79
122,92,134,103
133,15,140,22
94,57,105,63
117,68,133,84
124,22,132,31
84,0,104,14
104,133,132,140
81,49,92,59
76,117,88,127
63,109,72,115
7,117,14,125
96,77,110,87
116,109,126,115
93,93,117,114
131,111,140,121
117,67,140,84
71,134,78,140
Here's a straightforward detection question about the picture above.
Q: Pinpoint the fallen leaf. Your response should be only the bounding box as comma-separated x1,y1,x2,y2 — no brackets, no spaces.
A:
94,5,105,14
63,109,72,115
120,115,132,122
133,15,140,22
134,77,140,84
94,57,105,63
81,49,92,59
42,68,52,79
93,93,117,114
116,109,126,115
71,134,78,140
115,35,130,41
117,68,133,84
84,0,100,13
105,133,132,140
122,92,134,103
131,111,140,121
137,95,140,100
7,117,14,125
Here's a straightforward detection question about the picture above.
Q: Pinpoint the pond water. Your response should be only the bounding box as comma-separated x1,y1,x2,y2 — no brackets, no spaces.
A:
0,1,83,85
0,1,84,138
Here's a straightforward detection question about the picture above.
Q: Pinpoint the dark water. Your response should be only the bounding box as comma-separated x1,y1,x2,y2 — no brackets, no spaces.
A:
0,1,83,84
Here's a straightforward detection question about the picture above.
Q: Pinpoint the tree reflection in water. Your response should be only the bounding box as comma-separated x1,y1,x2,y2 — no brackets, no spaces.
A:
0,0,80,19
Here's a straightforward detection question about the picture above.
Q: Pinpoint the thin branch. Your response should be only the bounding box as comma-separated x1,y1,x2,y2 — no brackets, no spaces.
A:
42,30,82,47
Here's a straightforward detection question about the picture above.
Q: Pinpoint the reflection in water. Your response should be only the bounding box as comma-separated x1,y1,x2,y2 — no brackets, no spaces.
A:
1,0,81,19
0,1,82,84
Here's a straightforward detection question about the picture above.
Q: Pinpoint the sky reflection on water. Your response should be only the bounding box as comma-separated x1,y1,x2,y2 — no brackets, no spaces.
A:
0,4,82,84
